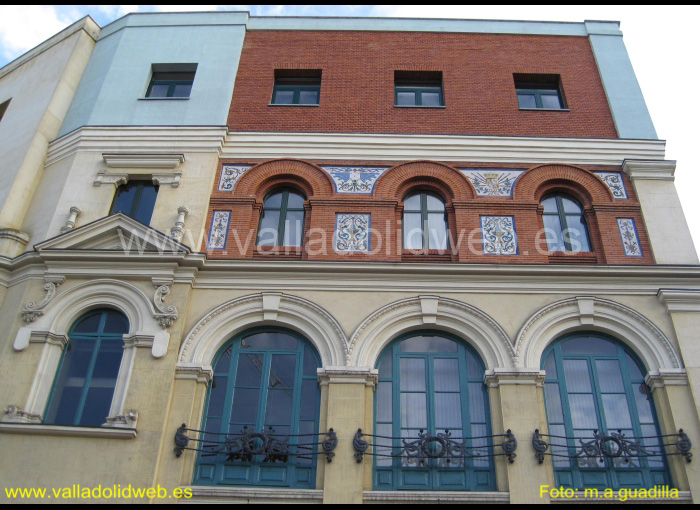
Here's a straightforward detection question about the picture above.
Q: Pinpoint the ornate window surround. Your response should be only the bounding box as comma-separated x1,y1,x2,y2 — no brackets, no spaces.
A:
95,153,185,188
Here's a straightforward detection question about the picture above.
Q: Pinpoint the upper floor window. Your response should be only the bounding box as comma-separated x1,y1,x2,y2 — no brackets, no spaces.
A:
395,71,444,107
541,194,591,252
44,309,129,427
403,191,448,250
146,63,197,98
257,189,305,247
0,99,10,122
110,180,159,225
515,74,565,110
271,70,321,105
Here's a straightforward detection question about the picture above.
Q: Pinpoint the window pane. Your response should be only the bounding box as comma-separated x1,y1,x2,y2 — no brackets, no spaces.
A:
79,386,115,427
102,312,129,334
257,210,280,246
264,192,283,208
400,393,427,429
300,380,317,421
563,360,592,393
133,183,158,225
242,331,297,350
286,191,305,209
298,89,319,104
543,351,557,379
541,196,558,213
148,83,169,98
544,383,564,423
400,358,425,391
378,352,392,378
403,212,423,249
396,91,416,106
602,394,632,429
561,336,617,355
400,335,457,353
231,388,259,424
172,83,192,97
421,91,441,106
595,360,624,393
72,313,102,334
273,89,294,104
433,359,459,391
427,213,448,249
269,354,296,388
303,345,318,377
111,183,138,216
435,393,461,430
425,194,445,211
626,353,645,382
568,394,598,429
542,214,565,251
208,376,228,417
563,215,590,252
265,389,293,425
376,382,392,422
517,93,537,108
403,194,421,211
468,383,486,424
235,353,264,387
541,93,562,109
561,197,582,214
283,211,304,246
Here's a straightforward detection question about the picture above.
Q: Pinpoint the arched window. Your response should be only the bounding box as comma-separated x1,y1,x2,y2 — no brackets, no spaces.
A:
541,194,591,252
374,332,494,491
403,191,448,250
44,309,129,427
542,333,670,490
257,189,305,247
195,328,322,488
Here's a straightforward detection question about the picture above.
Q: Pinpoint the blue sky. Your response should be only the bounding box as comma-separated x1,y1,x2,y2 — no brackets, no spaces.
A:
2,5,700,249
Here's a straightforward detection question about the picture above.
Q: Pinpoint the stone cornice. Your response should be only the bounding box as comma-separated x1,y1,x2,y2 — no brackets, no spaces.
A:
622,159,676,180
102,153,185,169
657,289,700,313
483,368,545,388
645,369,688,392
317,367,378,387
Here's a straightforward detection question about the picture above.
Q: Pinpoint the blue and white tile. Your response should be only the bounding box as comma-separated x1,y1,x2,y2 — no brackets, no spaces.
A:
207,211,230,250
218,165,251,191
322,166,388,194
481,216,518,255
460,169,524,197
335,213,370,253
617,218,643,257
595,172,628,199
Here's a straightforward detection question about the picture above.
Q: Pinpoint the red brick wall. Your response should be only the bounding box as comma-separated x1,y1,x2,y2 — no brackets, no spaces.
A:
204,159,652,265
228,31,618,139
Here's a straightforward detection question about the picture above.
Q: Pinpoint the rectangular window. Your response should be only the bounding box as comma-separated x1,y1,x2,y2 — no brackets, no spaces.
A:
514,74,565,110
395,71,443,107
110,180,159,225
271,69,321,105
0,99,10,122
146,63,197,98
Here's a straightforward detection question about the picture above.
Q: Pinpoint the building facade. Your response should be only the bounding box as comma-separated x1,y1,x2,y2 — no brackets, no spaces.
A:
1,12,699,504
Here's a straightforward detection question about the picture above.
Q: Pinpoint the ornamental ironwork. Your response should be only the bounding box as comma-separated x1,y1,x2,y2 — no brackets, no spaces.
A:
174,423,337,463
353,428,517,464
532,428,692,464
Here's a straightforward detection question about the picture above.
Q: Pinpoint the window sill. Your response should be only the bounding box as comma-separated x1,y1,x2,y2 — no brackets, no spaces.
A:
519,107,570,112
364,491,509,503
402,250,452,262
394,105,446,109
0,422,137,439
548,251,598,264
268,103,320,107
187,486,322,502
139,97,190,101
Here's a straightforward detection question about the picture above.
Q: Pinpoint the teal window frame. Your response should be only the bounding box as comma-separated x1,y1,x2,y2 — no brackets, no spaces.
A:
271,77,321,105
373,331,495,491
516,82,564,110
542,332,671,490
541,194,591,252
146,71,195,98
403,191,449,250
44,309,129,427
394,81,444,107
256,188,306,247
194,327,322,488
109,180,159,225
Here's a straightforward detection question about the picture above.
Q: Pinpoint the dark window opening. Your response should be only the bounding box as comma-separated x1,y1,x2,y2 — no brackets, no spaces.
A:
272,69,322,105
110,180,159,225
395,71,444,107
514,74,565,110
146,63,197,98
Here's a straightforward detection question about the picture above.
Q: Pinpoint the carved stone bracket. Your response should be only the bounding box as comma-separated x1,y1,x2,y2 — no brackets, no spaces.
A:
105,409,139,429
21,276,65,324
2,405,42,424
152,171,182,188
153,279,177,329
94,170,129,187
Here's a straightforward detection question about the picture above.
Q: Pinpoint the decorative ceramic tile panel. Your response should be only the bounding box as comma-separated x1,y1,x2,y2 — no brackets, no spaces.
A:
617,218,643,257
335,213,370,253
207,211,230,250
460,169,525,197
322,166,388,194
218,165,251,191
594,172,628,199
481,216,518,255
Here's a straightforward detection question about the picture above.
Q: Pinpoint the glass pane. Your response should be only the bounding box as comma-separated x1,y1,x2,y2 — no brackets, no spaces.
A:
425,194,445,211
563,215,590,252
286,191,305,209
264,192,283,208
602,394,632,429
133,183,158,225
214,346,232,374
563,359,592,393
376,382,392,422
45,337,94,425
626,353,645,382
110,183,138,216
568,394,599,430
265,389,293,425
403,194,421,211
235,353,263,387
403,212,423,249
258,209,280,246
421,91,441,106
269,354,296,388
549,424,569,468
634,386,654,424
596,360,624,393
375,423,394,466
641,424,664,468
400,393,427,429
468,383,486,424
273,89,294,104
283,211,304,246
561,336,617,355
517,93,537,108
465,350,482,378
396,91,416,106
541,196,558,213
435,393,462,430
433,359,459,391
230,388,259,424
400,336,457,353
543,351,557,379
90,339,122,381
471,423,489,468
378,352,392,378
544,383,564,423
540,93,562,109
242,331,297,350
208,376,228,416
400,358,425,391
71,313,102,334
561,197,581,214
79,386,114,427
298,89,319,104
303,345,319,377
542,214,565,251
172,83,192,97
427,213,448,249
300,379,317,421
148,83,169,98
102,312,129,334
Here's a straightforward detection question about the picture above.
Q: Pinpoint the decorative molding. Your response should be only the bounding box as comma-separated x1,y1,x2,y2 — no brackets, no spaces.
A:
169,205,190,241
460,169,524,196
2,405,42,424
622,159,676,181
0,422,137,439
21,276,65,324
334,213,370,253
657,289,700,313
317,367,378,387
218,165,251,191
593,172,627,199
152,171,182,188
483,368,545,388
102,153,185,169
617,218,643,257
0,228,30,246
645,369,688,392
174,364,214,384
152,279,178,329
104,409,139,429
481,216,518,255
60,206,82,233
223,132,667,165
321,166,388,194
93,170,128,187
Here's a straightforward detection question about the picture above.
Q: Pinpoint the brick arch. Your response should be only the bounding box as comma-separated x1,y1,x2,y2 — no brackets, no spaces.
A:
513,163,614,206
374,161,475,202
234,159,335,200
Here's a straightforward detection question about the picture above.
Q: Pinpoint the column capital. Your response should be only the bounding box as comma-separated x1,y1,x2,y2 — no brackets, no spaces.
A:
317,367,378,387
483,368,545,388
645,369,688,392
658,289,700,313
622,159,676,181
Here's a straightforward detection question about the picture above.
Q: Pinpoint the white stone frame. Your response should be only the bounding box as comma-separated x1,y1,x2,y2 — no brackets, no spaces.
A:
177,292,349,375
514,296,683,372
348,295,514,370
7,279,168,427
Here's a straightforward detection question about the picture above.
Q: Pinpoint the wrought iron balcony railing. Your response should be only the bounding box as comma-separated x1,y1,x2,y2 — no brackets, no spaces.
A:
353,428,517,464
174,423,338,463
532,428,692,464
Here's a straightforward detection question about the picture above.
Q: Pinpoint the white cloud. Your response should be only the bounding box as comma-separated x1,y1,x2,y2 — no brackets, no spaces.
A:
0,5,72,60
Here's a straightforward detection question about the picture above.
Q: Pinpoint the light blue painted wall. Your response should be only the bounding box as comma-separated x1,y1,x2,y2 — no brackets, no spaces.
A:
585,21,657,140
58,12,248,136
